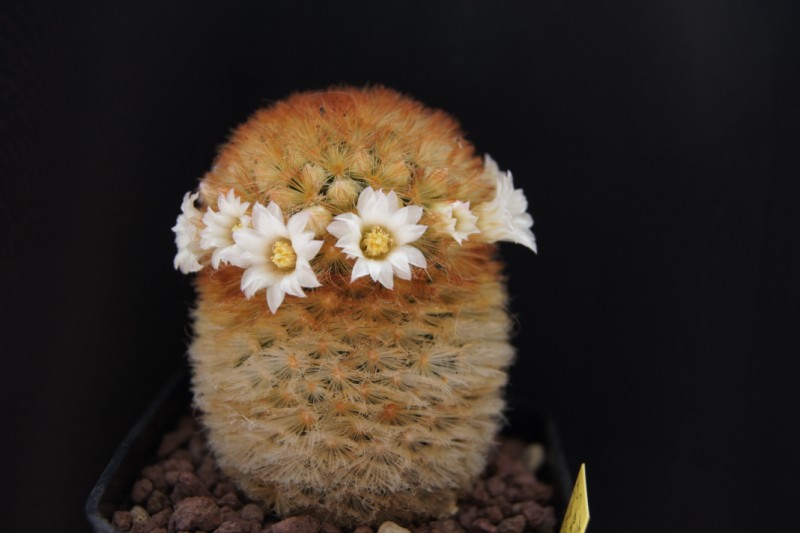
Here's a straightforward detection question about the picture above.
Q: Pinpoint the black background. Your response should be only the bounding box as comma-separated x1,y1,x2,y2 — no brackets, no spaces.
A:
2,2,798,532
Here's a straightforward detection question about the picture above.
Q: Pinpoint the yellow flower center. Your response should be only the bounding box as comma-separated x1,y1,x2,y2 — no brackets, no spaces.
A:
231,221,245,232
361,226,393,258
271,239,297,270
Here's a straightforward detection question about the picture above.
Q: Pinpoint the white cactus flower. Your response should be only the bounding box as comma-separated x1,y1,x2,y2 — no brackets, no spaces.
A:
435,200,480,245
200,190,252,269
172,191,205,273
230,202,323,314
475,155,537,252
327,187,427,290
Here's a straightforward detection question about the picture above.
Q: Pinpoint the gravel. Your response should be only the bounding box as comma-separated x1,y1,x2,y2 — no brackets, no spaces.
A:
109,415,557,533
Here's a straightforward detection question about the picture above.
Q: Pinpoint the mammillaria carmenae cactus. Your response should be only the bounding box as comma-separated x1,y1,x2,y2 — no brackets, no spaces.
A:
172,87,537,526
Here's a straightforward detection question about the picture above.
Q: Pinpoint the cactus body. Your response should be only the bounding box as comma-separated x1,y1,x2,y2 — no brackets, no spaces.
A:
189,88,518,526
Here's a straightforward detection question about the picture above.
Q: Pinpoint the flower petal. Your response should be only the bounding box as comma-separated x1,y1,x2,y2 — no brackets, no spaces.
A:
355,186,376,219
266,284,286,314
294,262,321,288
388,251,411,279
253,202,288,239
327,214,361,238
377,261,394,289
385,190,401,214
282,275,307,298
172,191,204,273
287,209,311,236
393,223,427,246
209,247,224,269
399,245,427,268
359,195,382,225
233,228,268,261
241,265,276,298
298,238,324,261
216,244,252,268
367,259,383,282
475,159,537,253
402,204,423,225
351,258,370,281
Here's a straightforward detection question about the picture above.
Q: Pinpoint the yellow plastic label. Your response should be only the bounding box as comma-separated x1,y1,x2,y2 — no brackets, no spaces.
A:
560,463,590,533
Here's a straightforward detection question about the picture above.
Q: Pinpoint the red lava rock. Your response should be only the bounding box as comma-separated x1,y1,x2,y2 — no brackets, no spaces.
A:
492,456,516,479
169,496,223,532
113,511,133,531
511,500,539,520
164,457,194,474
510,472,536,488
115,416,557,533
468,518,495,533
142,465,168,492
271,515,321,533
319,523,342,533
458,507,478,529
214,480,238,498
188,433,207,465
486,477,505,497
429,519,463,533
145,509,171,532
508,467,554,505
470,482,491,505
495,516,525,533
169,449,193,464
482,505,503,525
534,508,557,532
215,520,248,533
132,478,154,504
164,470,180,486
146,490,171,514
198,456,220,486
172,471,212,502
218,510,260,532
503,487,521,504
241,503,265,523
512,501,556,531
220,506,238,522
523,484,554,505
217,491,243,510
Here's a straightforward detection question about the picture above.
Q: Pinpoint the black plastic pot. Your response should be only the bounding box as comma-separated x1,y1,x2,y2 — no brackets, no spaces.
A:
86,364,572,532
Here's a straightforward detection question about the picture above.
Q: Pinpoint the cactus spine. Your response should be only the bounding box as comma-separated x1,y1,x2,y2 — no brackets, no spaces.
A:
184,87,531,526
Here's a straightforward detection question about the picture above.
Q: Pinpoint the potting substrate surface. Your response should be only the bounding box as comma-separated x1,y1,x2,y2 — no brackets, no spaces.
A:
109,414,558,533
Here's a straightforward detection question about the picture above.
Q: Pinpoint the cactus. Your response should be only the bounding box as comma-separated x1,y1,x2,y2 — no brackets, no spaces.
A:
173,87,537,526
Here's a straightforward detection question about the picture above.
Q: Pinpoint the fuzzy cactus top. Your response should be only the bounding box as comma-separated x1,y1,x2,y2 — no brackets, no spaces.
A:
173,87,537,526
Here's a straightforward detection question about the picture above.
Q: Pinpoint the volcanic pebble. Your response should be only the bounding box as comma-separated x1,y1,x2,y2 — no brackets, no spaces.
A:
272,515,322,533
170,496,223,531
132,479,154,504
147,490,171,514
497,516,526,533
111,416,558,533
113,511,133,531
